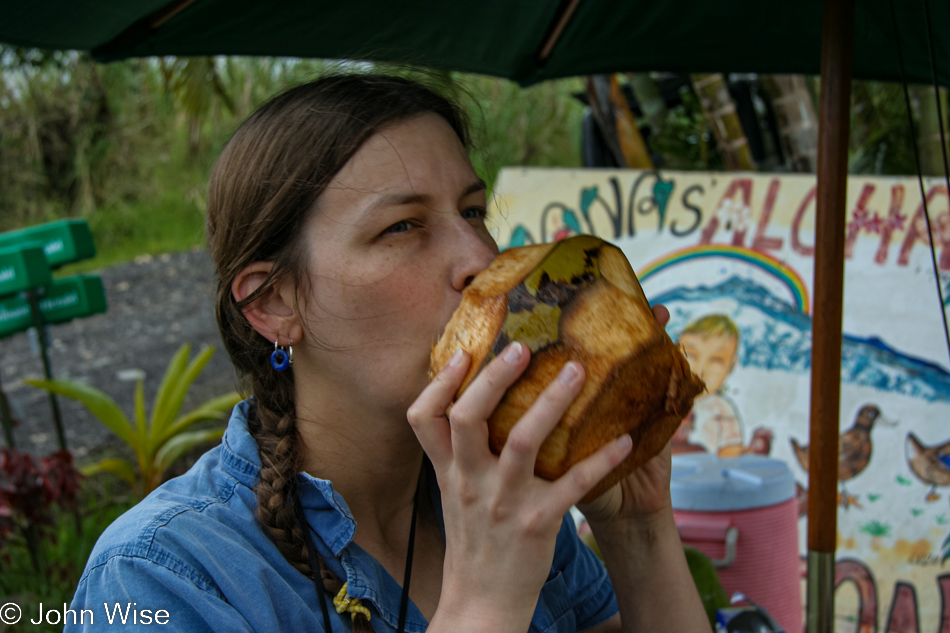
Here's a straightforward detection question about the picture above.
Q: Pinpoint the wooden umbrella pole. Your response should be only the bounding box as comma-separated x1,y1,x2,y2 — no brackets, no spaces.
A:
808,0,855,631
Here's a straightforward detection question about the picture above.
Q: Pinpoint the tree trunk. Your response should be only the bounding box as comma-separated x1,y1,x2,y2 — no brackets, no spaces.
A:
585,75,653,169
690,73,756,171
912,84,948,176
761,74,819,172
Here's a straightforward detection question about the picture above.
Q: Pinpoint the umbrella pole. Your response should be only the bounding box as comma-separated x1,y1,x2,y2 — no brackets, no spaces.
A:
807,0,855,632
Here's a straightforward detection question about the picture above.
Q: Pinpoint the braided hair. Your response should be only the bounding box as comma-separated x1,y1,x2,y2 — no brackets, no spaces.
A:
206,73,471,630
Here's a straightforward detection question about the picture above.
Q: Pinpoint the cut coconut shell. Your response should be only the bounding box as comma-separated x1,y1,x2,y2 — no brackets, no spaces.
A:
430,235,704,502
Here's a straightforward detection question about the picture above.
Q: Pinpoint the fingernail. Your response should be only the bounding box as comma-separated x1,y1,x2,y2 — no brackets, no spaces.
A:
449,349,464,367
616,434,632,450
503,342,523,363
558,362,579,385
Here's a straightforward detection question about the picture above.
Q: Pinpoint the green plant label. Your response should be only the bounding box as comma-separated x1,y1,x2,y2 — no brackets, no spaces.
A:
0,244,52,298
0,275,107,339
0,220,96,269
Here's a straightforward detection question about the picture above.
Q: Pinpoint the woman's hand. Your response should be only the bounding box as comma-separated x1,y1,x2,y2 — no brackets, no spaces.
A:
407,342,633,630
575,443,674,528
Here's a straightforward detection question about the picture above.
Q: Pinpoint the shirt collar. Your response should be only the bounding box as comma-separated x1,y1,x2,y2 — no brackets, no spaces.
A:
220,398,358,555
220,398,437,631
333,461,441,633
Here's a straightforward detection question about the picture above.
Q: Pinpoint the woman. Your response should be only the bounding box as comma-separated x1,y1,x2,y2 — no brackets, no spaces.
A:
66,74,708,632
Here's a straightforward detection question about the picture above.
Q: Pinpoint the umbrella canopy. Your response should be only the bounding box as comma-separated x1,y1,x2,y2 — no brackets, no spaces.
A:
2,0,950,86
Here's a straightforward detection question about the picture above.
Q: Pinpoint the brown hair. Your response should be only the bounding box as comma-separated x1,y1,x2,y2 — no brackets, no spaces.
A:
206,73,471,627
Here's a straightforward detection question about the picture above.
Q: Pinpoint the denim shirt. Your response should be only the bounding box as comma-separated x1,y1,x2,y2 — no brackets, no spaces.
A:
66,400,618,632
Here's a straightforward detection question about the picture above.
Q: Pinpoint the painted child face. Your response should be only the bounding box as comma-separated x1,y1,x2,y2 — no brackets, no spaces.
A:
678,332,738,397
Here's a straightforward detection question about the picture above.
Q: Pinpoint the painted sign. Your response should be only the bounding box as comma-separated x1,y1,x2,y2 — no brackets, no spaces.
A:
488,167,950,633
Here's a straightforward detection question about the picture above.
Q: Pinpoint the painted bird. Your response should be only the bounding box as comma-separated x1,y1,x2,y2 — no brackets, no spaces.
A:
740,427,774,456
717,427,774,457
790,404,893,509
905,432,950,502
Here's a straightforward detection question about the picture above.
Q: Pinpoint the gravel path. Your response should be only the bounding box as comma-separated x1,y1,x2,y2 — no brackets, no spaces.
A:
0,248,239,462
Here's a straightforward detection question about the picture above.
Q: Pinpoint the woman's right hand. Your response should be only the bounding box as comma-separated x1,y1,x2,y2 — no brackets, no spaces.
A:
407,342,634,631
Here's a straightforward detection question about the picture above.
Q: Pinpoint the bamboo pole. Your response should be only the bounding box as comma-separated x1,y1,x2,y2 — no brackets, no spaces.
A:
608,76,653,169
690,73,756,171
807,0,855,631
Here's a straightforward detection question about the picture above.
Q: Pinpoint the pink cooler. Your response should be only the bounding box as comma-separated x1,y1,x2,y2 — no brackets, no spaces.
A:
671,454,801,633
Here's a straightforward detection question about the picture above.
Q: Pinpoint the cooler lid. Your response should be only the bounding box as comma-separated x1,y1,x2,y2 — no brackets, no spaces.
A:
670,453,795,511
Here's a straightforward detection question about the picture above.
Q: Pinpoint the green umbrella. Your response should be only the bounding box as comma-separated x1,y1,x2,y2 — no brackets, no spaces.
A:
0,0,947,86
2,1,947,631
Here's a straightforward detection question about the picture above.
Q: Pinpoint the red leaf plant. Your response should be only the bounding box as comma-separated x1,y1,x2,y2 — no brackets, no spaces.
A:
0,448,83,566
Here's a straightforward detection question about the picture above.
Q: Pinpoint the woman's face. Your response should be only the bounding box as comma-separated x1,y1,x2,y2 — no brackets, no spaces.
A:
292,113,498,414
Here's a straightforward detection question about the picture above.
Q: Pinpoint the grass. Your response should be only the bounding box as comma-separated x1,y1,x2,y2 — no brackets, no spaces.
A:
63,189,208,274
56,139,213,275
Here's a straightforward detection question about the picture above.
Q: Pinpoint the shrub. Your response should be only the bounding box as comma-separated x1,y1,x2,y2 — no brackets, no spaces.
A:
26,344,241,498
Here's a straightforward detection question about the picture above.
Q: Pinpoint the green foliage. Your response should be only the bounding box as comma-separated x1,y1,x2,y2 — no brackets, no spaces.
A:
25,344,240,498
0,449,82,572
650,88,726,171
1,52,930,268
582,533,728,629
0,50,147,226
1,56,587,267
455,73,586,193
683,546,730,628
64,174,209,274
849,80,918,175
0,490,135,632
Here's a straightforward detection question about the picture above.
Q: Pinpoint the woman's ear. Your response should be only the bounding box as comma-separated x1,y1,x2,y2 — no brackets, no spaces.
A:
231,262,303,345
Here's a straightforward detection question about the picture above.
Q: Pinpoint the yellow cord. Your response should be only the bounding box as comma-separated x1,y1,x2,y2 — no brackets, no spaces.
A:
333,582,371,621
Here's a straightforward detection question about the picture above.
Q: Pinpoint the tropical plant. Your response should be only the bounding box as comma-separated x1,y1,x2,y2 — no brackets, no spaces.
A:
455,72,587,192
0,448,82,570
649,87,724,172
26,344,241,498
849,80,918,175
159,57,235,157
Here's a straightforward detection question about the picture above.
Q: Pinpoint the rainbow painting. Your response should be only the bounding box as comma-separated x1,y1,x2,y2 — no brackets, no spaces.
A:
637,244,811,314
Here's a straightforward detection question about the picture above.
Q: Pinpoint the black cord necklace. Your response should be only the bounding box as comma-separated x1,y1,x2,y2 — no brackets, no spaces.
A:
295,464,424,632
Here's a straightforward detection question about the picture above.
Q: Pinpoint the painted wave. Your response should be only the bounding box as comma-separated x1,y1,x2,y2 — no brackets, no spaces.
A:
652,276,950,402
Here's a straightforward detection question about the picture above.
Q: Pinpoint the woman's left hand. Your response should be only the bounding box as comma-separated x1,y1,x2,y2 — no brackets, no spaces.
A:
575,442,673,527
576,303,676,528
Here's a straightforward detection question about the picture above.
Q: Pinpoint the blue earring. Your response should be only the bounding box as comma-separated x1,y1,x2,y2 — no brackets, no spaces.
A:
270,338,293,371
